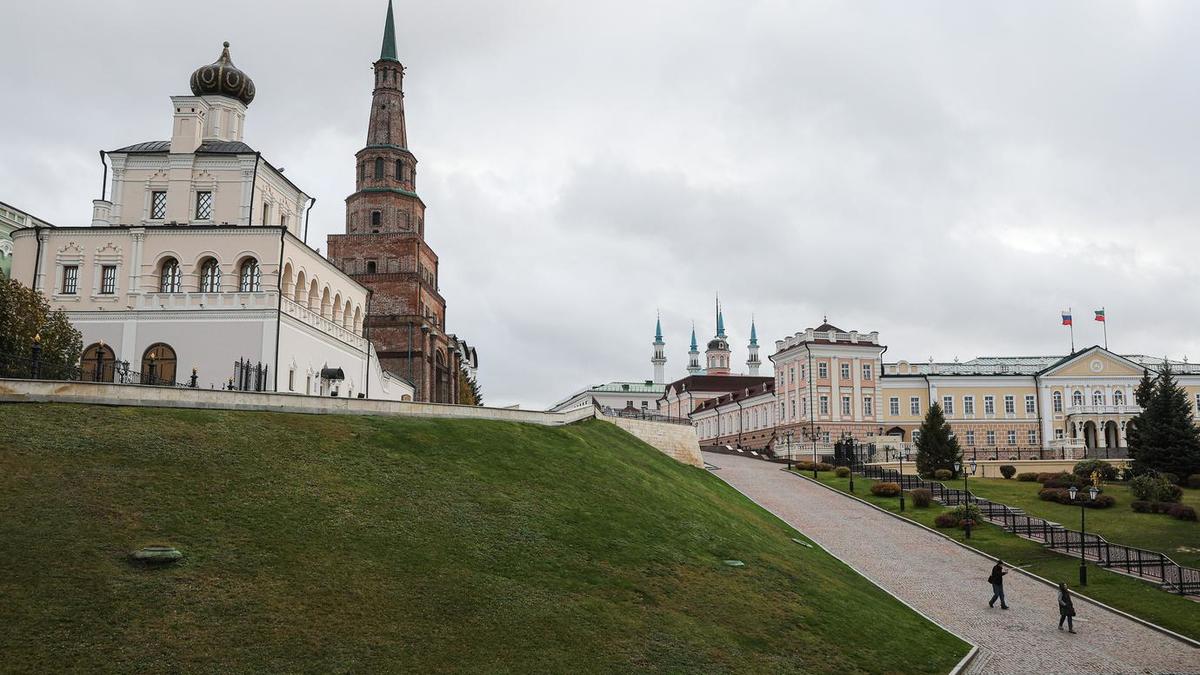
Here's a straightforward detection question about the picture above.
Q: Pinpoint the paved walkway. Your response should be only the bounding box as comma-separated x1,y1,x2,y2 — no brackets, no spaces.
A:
704,452,1200,675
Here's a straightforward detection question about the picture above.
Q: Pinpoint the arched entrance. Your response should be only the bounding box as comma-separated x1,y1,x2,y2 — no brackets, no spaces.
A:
1082,421,1098,451
80,342,116,382
1104,421,1119,450
141,343,177,385
884,426,906,440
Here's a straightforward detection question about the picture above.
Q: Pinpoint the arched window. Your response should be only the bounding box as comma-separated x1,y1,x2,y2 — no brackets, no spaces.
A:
293,270,306,304
239,258,261,292
1052,391,1063,412
81,342,116,382
199,258,221,293
159,257,181,293
1093,390,1105,406
141,343,177,385
1072,390,1083,407
374,157,384,179
1114,389,1125,405
395,159,403,181
371,211,381,227
366,261,377,273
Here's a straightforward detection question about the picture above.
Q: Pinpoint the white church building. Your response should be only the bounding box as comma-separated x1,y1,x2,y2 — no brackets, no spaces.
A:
11,42,413,400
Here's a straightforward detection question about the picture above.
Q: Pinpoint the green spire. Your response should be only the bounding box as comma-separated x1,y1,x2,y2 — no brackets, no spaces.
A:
690,324,698,351
654,313,663,342
380,0,399,62
749,318,758,346
715,294,726,338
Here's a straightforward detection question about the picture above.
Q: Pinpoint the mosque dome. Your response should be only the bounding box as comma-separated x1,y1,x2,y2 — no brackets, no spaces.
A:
707,338,729,351
189,42,255,106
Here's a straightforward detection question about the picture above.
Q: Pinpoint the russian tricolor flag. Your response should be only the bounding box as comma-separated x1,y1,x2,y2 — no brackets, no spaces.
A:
1061,311,1073,326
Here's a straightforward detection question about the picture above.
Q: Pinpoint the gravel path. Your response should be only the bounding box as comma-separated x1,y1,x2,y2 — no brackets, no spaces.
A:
704,451,1200,675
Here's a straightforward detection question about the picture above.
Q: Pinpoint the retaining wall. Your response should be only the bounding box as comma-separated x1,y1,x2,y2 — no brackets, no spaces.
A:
604,416,704,468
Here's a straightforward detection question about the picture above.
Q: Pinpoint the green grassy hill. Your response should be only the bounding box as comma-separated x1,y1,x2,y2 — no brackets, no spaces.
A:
0,404,968,673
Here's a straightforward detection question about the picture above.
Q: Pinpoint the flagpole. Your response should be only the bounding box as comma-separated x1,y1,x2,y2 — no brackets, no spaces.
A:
1102,306,1108,350
1069,306,1075,353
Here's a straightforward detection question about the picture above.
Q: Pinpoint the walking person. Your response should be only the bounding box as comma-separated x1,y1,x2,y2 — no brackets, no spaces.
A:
1057,582,1076,633
988,560,1009,609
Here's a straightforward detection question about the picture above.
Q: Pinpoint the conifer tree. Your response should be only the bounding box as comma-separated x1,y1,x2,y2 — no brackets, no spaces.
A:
915,401,962,477
1128,363,1200,479
1134,369,1155,407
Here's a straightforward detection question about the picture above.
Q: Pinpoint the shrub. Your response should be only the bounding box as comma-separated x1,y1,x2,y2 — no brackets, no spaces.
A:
1131,475,1182,503
1035,472,1057,483
1016,472,1039,482
934,513,960,528
950,503,981,523
1168,504,1198,521
933,469,953,481
1044,473,1086,489
1039,487,1067,502
1187,474,1200,489
999,465,1017,480
1084,494,1116,509
1162,472,1181,485
1153,501,1173,514
871,482,901,497
910,488,932,508
1073,459,1119,482
834,466,851,478
1131,501,1152,513
817,462,836,472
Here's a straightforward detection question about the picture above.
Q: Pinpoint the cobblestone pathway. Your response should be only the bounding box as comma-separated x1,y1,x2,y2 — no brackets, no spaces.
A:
704,452,1200,675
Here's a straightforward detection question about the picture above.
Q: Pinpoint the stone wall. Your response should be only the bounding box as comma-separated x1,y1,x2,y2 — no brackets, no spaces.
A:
604,416,704,468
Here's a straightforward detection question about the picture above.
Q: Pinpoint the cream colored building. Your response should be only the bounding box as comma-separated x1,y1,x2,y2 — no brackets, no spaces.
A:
10,42,412,401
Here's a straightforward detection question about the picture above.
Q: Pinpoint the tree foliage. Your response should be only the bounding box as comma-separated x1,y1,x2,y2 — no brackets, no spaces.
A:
457,368,482,406
1128,363,1200,480
0,277,81,365
915,401,962,478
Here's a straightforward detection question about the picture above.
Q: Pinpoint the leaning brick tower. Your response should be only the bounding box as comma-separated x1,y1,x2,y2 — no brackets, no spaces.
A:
327,0,458,403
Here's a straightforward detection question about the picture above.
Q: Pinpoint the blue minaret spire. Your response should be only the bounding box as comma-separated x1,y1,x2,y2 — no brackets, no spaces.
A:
655,313,663,342
749,317,758,346
687,321,702,375
715,294,726,338
746,315,761,375
651,311,666,384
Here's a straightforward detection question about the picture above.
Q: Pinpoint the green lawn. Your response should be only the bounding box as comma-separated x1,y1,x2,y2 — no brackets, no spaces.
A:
798,471,1200,642
950,477,1200,568
0,403,969,674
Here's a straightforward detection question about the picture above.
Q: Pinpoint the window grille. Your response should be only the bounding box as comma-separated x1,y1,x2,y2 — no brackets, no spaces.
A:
151,191,167,219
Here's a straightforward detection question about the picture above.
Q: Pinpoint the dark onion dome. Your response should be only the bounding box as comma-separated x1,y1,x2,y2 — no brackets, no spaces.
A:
190,41,255,106
707,338,729,351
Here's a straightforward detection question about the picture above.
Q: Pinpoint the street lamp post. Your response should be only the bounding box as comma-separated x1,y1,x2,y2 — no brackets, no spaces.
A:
785,430,795,470
804,425,822,479
955,460,978,538
846,435,856,493
1068,484,1099,586
898,448,909,512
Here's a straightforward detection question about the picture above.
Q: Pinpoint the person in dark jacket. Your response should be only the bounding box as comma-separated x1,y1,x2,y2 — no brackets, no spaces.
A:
988,560,1009,609
1057,582,1076,633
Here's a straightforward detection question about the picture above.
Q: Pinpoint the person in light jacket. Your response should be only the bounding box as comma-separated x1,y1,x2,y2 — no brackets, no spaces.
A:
1057,582,1076,633
988,560,1009,609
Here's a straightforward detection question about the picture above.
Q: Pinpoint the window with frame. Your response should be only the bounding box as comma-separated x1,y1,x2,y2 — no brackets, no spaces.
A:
1114,390,1125,405
841,395,851,416
1053,391,1063,412
964,396,975,415
150,191,167,219
61,265,78,294
840,363,850,380
159,258,181,293
1007,430,1016,445
199,258,221,293
195,191,213,220
790,398,796,419
1055,429,1064,440
818,362,828,378
374,157,384,179
942,395,954,416
1028,429,1037,445
821,431,831,444
395,159,403,181
863,396,873,416
371,211,381,227
984,395,995,415
1004,395,1015,414
801,397,808,417
1025,395,1036,414
239,258,261,292
819,395,829,415
986,430,996,446
288,369,295,392
100,265,117,294
1072,390,1083,406
1093,390,1105,406
909,397,920,416
912,430,922,444
862,363,873,380
889,397,900,416
965,430,975,445
780,402,786,419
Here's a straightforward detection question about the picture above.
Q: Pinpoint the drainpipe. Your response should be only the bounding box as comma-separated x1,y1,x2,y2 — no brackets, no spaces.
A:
272,227,285,391
303,196,316,244
247,152,262,226
31,226,44,291
99,150,108,200
735,397,744,449
364,289,373,399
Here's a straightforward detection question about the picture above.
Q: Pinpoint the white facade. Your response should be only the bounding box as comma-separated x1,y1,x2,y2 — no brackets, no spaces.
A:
548,381,666,413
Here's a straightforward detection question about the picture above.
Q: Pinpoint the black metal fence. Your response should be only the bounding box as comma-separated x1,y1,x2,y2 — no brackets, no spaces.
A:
230,359,269,392
1,350,191,388
857,464,1200,596
598,406,693,426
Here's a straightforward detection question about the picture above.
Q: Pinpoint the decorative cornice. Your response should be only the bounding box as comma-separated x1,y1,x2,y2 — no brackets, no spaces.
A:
356,187,422,199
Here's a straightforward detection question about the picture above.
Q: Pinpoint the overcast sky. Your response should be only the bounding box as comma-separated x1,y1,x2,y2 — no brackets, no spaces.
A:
5,1,1200,407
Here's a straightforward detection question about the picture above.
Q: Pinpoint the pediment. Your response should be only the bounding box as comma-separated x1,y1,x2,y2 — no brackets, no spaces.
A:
1040,347,1146,378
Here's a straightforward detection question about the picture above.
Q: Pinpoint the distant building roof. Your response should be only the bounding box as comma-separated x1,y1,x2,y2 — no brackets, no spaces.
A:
884,348,1200,376
693,381,775,412
660,374,773,399
112,140,256,154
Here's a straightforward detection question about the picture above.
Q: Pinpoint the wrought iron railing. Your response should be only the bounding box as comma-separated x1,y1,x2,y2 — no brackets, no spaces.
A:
856,464,1200,596
1,351,192,388
598,406,693,426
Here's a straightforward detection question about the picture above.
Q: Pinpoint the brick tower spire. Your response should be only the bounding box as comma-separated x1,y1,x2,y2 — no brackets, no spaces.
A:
327,0,459,403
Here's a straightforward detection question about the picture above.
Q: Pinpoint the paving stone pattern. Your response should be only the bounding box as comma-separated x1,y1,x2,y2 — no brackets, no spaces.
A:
704,452,1200,675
